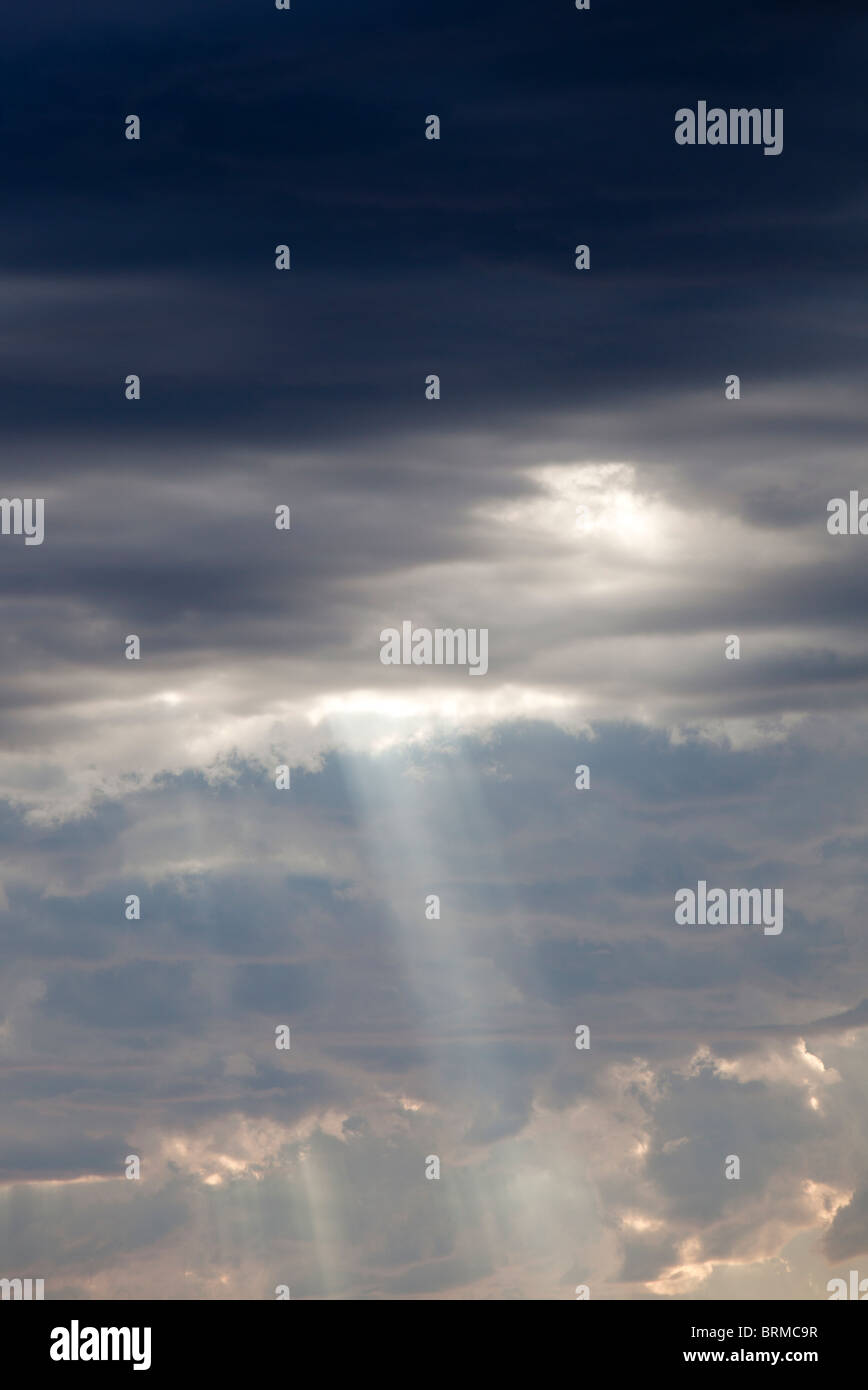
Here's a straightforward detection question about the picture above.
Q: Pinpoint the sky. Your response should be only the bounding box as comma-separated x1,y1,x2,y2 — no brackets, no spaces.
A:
1,0,868,1300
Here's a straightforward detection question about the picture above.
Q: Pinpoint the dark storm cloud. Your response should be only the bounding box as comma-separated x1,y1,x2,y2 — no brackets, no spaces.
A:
0,0,863,456
823,1184,868,1262
617,1230,681,1285
0,1177,191,1273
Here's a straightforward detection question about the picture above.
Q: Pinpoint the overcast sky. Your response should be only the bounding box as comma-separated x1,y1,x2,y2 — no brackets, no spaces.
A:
1,0,868,1300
